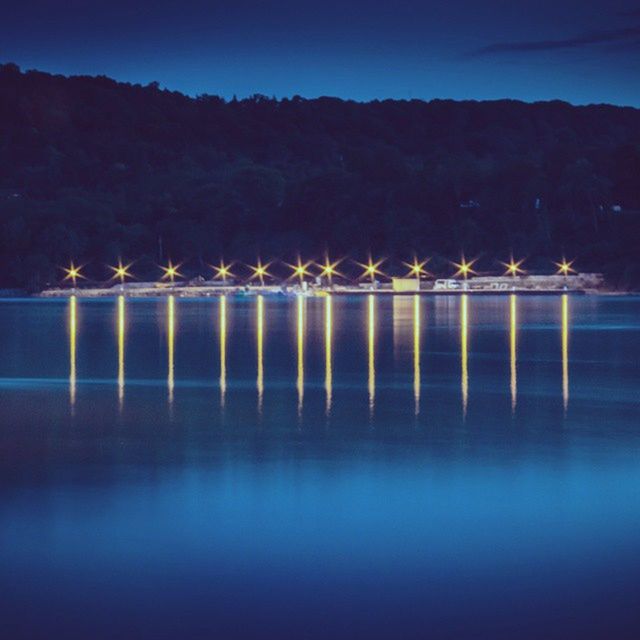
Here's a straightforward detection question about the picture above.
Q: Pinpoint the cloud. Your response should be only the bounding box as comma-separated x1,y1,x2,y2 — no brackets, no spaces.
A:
470,25,640,57
619,8,640,17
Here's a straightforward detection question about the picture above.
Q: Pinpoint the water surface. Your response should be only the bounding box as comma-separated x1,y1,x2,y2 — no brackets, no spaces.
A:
1,294,639,638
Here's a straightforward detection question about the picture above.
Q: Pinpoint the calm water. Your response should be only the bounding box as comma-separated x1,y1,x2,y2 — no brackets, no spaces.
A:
0,294,639,639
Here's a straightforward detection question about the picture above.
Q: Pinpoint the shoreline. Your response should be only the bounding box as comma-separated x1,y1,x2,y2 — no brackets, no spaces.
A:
31,285,621,299
4,272,630,298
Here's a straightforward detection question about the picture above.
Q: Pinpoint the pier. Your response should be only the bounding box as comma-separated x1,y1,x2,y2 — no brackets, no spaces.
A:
38,272,605,298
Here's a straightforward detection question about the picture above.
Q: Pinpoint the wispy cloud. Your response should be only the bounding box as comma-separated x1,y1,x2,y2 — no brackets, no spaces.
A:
470,25,640,57
619,8,640,17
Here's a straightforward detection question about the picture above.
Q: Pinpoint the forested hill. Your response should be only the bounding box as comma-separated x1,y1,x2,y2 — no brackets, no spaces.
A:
1,62,640,290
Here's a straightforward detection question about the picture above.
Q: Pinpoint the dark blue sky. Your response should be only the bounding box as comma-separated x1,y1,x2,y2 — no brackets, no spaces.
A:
2,0,640,105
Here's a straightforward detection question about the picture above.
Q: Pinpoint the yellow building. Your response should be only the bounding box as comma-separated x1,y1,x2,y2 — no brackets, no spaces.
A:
392,278,420,292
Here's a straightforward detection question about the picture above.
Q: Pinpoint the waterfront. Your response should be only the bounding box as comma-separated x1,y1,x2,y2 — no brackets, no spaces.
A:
1,295,639,638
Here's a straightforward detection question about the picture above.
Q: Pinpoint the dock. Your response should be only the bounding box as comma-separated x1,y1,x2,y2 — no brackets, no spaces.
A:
38,273,606,298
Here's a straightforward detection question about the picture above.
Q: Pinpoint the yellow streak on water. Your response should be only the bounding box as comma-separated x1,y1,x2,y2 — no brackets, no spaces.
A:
69,295,77,408
296,295,304,417
510,294,517,414
413,294,421,416
562,294,569,412
117,295,125,409
325,294,333,416
368,294,375,417
257,295,264,414
167,295,175,405
219,296,227,408
461,294,469,419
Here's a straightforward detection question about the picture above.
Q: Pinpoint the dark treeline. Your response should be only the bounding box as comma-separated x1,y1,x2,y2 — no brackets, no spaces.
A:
1,62,640,290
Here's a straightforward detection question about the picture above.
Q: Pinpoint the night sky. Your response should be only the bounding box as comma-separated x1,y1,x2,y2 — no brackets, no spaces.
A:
2,0,640,105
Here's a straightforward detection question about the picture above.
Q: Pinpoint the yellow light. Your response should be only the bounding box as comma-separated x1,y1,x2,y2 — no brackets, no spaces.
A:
288,258,311,283
555,259,576,276
452,256,477,280
403,257,429,279
357,255,385,282
63,262,83,286
317,255,342,283
110,261,133,284
161,261,182,282
501,257,526,277
213,261,233,280
250,260,271,285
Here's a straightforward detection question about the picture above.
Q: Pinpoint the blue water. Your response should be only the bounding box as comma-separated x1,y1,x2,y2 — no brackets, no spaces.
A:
0,294,639,638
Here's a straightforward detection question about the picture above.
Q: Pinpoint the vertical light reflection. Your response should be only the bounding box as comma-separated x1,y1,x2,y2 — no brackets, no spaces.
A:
325,294,333,416
167,295,175,405
510,294,517,414
413,294,421,416
561,294,569,412
368,294,375,417
460,294,469,419
219,296,227,408
296,295,304,417
69,295,77,408
257,295,264,414
392,296,412,359
117,295,125,408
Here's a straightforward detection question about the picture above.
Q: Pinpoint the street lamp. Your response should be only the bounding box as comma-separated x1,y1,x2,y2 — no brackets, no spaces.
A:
403,256,429,287
555,258,576,276
287,257,311,287
500,256,526,290
357,255,385,285
63,262,83,290
212,260,233,284
555,258,576,291
250,259,271,286
317,254,341,286
109,260,133,291
161,260,181,284
452,255,477,290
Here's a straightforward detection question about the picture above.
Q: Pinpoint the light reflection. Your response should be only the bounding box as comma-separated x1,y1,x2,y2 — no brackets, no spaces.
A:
296,295,304,417
257,295,264,413
69,295,77,408
561,294,569,412
510,294,517,413
219,296,227,408
413,294,420,416
392,296,412,360
325,294,333,416
368,294,375,416
461,294,469,418
117,295,125,408
167,295,175,404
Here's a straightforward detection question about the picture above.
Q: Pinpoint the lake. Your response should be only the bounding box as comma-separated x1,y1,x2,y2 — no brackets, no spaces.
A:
1,294,639,638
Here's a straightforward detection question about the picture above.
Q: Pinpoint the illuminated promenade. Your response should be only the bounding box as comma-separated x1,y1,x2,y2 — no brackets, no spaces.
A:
39,256,606,297
42,273,604,298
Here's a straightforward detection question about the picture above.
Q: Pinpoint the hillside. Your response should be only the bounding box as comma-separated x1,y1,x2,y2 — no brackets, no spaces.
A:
1,62,640,289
